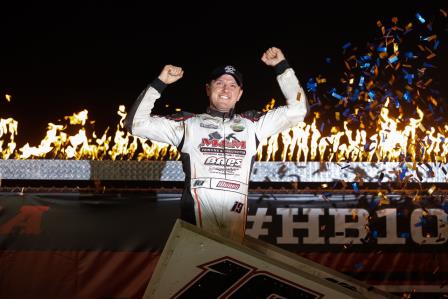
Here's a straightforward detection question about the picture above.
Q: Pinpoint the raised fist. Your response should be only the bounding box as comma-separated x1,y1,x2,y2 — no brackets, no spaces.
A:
158,65,184,84
261,47,286,67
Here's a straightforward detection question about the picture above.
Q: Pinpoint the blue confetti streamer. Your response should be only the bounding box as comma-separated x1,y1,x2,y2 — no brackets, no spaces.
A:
434,40,440,50
415,217,426,227
361,55,372,61
404,51,414,59
307,78,318,92
416,13,426,23
369,198,379,209
371,230,379,239
352,182,359,193
423,62,435,68
330,88,344,100
388,55,399,64
403,91,411,103
358,76,365,87
377,47,387,52
399,163,408,180
360,62,370,69
342,42,352,49
404,73,414,84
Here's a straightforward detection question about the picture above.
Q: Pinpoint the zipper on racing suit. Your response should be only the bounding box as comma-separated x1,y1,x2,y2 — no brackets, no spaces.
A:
222,114,227,179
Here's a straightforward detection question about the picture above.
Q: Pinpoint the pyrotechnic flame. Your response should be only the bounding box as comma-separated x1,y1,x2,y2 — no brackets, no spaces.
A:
4,105,178,160
0,96,444,162
256,99,446,163
0,118,18,159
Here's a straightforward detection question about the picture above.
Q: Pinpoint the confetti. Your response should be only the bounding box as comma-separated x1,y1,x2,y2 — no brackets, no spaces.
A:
428,185,436,195
358,76,365,87
440,9,447,18
414,217,425,227
342,42,352,50
388,55,398,64
330,88,344,100
307,78,318,92
370,198,380,209
335,111,340,120
416,13,426,24
399,163,408,180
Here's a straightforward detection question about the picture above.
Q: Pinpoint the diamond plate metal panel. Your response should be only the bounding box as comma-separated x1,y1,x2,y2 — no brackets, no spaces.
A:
251,162,447,183
0,160,445,183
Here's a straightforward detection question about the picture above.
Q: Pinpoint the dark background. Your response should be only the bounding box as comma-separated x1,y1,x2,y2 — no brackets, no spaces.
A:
0,0,446,146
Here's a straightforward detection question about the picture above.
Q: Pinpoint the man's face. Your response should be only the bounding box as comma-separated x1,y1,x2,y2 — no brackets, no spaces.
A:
206,74,243,112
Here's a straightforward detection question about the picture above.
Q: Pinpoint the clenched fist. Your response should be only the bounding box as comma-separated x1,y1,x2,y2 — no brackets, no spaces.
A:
261,47,285,67
158,65,184,84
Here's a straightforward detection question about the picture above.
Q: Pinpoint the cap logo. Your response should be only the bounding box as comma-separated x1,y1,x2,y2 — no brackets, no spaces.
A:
208,65,242,87
224,65,236,74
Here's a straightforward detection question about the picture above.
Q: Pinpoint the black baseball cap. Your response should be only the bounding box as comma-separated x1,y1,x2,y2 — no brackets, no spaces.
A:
208,65,243,87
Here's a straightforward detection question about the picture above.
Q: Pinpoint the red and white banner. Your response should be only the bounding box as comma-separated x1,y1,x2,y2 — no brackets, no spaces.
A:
0,193,446,298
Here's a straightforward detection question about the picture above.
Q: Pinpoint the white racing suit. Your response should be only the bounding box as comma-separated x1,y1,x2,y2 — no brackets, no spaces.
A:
125,63,308,240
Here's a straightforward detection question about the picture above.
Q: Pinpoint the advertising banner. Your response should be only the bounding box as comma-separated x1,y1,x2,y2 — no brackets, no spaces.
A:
0,193,446,298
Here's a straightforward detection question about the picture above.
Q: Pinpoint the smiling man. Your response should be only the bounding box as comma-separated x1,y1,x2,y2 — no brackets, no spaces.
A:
125,47,309,241
206,65,243,113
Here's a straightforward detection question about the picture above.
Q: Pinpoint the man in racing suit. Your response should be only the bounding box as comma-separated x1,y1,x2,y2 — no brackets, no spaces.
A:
124,47,308,241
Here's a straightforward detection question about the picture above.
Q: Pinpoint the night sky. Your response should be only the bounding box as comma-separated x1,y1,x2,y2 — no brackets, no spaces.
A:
1,1,446,146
